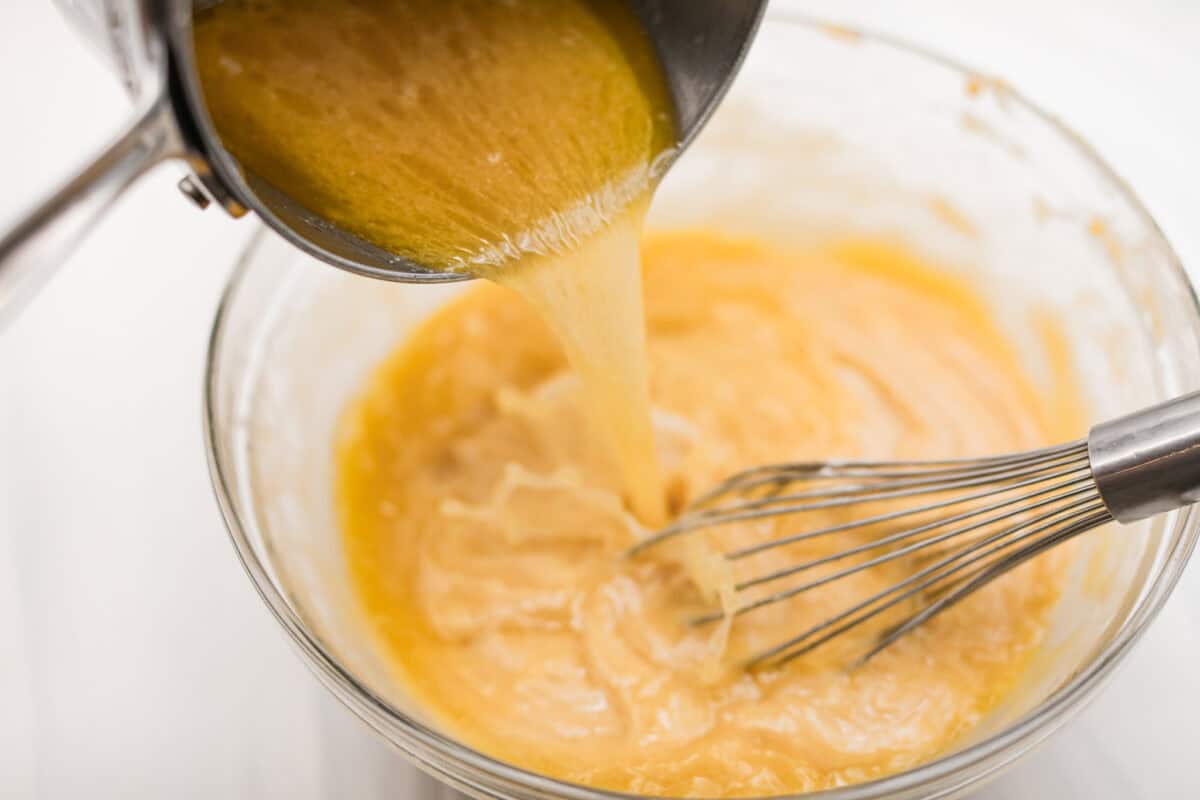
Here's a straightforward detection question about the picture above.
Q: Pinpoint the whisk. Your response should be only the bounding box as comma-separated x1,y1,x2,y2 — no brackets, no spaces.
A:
629,392,1200,669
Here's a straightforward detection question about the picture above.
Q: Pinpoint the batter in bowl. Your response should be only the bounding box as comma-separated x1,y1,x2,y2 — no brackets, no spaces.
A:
337,233,1084,796
196,0,1085,792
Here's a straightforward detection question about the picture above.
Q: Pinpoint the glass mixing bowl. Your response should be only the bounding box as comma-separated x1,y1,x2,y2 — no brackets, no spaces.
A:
204,10,1200,800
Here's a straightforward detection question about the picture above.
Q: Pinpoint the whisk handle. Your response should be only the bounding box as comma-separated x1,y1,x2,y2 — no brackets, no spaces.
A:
1089,391,1200,523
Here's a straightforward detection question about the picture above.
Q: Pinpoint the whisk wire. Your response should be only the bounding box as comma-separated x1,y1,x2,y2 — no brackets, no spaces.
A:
691,441,1089,504
627,438,1125,667
732,482,1102,593
631,443,1091,557
748,503,1111,669
697,440,1089,502
854,508,1112,666
725,468,1093,561
702,492,1104,628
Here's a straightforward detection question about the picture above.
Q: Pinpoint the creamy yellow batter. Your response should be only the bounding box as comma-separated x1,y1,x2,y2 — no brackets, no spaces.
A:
337,233,1083,796
196,2,1083,793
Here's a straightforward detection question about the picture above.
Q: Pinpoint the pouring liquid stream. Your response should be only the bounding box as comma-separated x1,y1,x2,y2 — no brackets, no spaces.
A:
194,0,676,524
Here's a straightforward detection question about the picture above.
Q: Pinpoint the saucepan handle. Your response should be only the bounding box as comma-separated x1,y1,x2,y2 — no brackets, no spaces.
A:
0,95,180,328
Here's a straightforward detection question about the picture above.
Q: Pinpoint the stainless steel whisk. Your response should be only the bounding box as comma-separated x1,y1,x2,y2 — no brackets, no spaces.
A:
629,392,1200,669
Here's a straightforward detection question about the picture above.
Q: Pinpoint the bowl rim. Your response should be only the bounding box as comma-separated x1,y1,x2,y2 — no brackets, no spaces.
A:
203,9,1200,800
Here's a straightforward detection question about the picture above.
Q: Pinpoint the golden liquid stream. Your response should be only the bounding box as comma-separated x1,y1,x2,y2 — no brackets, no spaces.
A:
194,0,674,523
496,213,665,522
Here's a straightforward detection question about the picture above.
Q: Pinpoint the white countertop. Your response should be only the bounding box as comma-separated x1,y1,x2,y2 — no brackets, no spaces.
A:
1,2,1199,797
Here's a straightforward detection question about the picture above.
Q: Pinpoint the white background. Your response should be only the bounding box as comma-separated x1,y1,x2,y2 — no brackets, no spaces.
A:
1,1,1199,797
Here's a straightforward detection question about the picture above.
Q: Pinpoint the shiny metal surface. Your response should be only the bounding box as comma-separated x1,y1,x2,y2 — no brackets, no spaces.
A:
635,392,1200,666
1089,392,1200,523
631,0,766,150
0,0,765,325
0,95,178,328
633,442,1116,667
